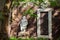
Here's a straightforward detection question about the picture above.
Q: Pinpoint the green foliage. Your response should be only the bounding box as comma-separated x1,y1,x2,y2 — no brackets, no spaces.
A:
11,0,38,18
10,37,17,40
12,0,20,7
11,0,60,19
12,0,60,10
11,0,43,7
49,0,60,7
23,8,37,18
10,37,48,40
37,38,48,40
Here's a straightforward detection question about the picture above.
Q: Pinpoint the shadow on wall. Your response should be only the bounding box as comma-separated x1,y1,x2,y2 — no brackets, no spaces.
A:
52,9,60,40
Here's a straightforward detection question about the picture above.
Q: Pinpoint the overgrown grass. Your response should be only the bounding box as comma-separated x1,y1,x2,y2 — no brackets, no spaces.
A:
10,37,48,40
